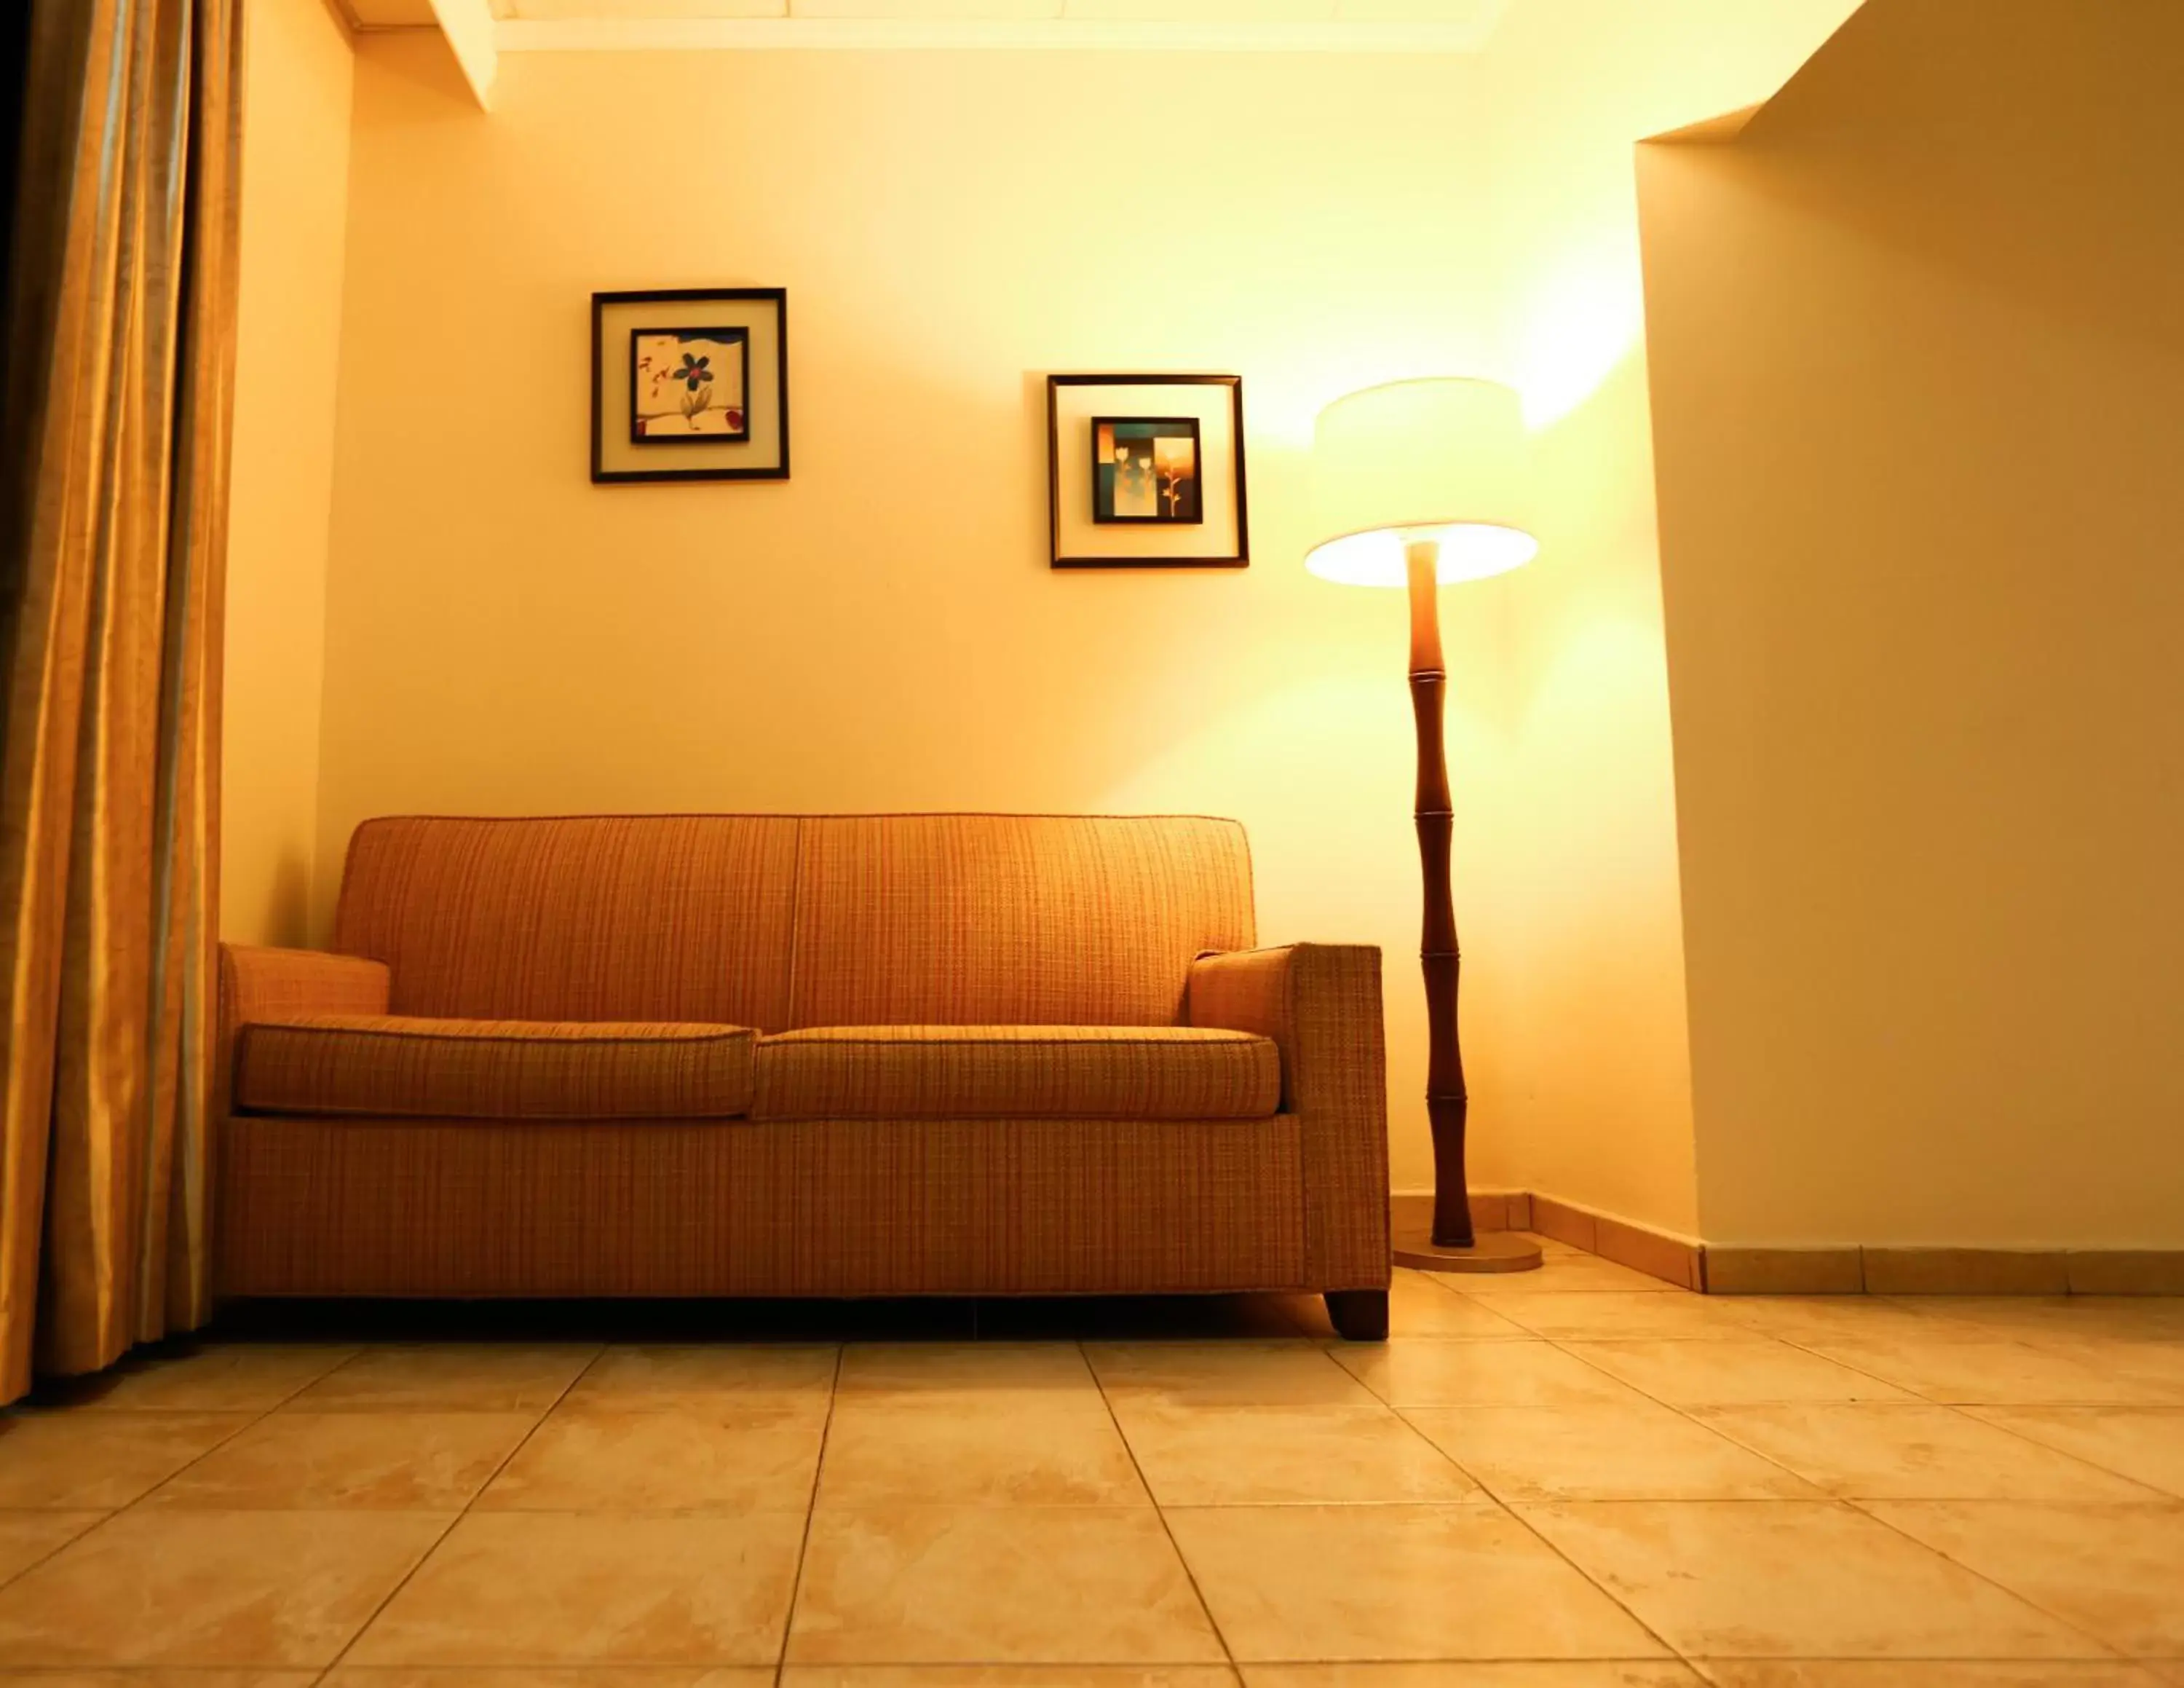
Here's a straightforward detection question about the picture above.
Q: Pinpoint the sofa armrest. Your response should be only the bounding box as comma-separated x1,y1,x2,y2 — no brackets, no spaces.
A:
1188,943,1388,1289
217,945,391,1115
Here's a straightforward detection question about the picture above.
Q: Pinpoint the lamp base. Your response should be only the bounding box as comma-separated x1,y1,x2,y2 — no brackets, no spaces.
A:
1393,1222,1543,1275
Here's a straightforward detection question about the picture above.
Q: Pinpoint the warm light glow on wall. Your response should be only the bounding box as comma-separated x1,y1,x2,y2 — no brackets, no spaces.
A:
1508,233,1649,429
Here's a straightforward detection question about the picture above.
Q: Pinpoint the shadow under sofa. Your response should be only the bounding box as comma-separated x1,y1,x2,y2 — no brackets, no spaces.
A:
215,813,1393,1339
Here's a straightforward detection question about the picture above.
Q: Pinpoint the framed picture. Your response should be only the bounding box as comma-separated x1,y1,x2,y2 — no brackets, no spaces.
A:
1048,375,1246,568
591,288,788,483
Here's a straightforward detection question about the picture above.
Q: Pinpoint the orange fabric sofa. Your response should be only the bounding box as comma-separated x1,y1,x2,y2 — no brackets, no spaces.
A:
215,813,1393,1337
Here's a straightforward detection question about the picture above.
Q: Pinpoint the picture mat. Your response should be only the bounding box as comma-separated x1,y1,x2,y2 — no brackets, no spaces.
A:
1053,382,1240,561
596,296,783,477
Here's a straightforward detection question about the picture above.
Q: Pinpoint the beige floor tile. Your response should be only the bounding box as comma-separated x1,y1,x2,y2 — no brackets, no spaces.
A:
1693,1403,2162,1500
1564,1341,1917,1407
1459,1259,1682,1296
1800,1338,2183,1405
1719,1297,1999,1345
1964,1406,2184,1498
1112,1403,1482,1504
1406,1401,1819,1502
0,1512,104,1583
289,1345,600,1413
834,1344,1107,1411
788,1506,1222,1664
351,1512,804,1666
1696,1665,2169,1686
818,1400,1144,1507
480,1404,823,1513
1328,1341,1652,1408
73,1345,356,1412
783,1671,1240,1686
149,1411,534,1510
567,1345,838,1413
1486,1295,1767,1341
1866,1500,2184,1657
1516,1499,2094,1657
0,1411,248,1507
1385,1275,1534,1339
1085,1342,1379,1408
0,1509,450,1667
324,1670,774,1684
1898,1299,2184,1344
2011,1335,2184,1397
1241,1668,1703,1687
1168,1503,1664,1661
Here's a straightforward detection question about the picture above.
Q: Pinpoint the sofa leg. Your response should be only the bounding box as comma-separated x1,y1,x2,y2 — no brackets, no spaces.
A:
1324,1289,1389,1341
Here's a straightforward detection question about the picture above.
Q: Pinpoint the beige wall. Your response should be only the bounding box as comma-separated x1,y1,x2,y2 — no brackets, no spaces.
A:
317,39,1521,1195
1639,0,2184,1245
308,13,1843,1211
222,0,355,945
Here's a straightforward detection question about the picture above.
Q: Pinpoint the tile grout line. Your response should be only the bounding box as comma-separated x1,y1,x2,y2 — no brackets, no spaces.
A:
1832,1488,2147,1664
772,1340,845,1687
1512,1304,2169,1667
0,1341,360,1602
1083,1336,1242,1681
1961,1405,2184,1501
314,1340,608,1677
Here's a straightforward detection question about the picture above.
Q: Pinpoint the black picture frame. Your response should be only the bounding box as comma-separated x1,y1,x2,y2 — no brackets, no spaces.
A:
1090,416,1203,525
628,323,751,446
590,287,789,484
1047,374,1247,568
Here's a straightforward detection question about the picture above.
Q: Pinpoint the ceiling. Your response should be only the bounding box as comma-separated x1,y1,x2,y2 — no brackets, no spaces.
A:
344,0,1510,48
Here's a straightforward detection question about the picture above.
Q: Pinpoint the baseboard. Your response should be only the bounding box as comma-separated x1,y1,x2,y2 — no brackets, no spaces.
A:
1390,1192,2184,1296
1389,1188,1700,1290
1704,1245,2184,1296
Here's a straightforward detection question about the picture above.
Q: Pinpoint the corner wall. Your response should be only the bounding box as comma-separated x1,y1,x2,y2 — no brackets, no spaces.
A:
1640,0,2184,1246
221,0,355,945
1465,0,1859,1236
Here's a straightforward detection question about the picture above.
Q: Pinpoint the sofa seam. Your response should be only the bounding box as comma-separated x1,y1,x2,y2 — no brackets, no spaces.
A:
237,1024,758,1052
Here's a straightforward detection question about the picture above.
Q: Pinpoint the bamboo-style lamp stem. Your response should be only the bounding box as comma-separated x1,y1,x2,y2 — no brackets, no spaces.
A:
1404,537,1476,1250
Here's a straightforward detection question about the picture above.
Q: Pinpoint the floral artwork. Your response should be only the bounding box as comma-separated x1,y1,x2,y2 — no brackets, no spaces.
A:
631,327,750,442
1092,418,1202,524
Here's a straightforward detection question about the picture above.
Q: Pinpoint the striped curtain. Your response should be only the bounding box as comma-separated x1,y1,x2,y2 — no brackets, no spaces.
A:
0,0,242,1403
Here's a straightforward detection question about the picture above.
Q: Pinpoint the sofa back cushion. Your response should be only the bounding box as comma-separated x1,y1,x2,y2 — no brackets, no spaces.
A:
336,816,801,1029
788,814,1253,1028
335,813,1254,1030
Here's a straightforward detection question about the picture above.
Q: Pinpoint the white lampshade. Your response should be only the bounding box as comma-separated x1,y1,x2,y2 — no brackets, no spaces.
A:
1305,377,1538,587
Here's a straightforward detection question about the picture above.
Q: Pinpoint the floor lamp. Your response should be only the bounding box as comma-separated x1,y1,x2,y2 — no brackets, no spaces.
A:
1305,377,1543,1274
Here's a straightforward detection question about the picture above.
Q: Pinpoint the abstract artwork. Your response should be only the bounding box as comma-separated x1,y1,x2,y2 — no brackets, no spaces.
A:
631,327,749,441
1092,418,1201,524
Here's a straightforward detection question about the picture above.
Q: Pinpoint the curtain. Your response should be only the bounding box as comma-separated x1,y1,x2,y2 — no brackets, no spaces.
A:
0,0,241,1405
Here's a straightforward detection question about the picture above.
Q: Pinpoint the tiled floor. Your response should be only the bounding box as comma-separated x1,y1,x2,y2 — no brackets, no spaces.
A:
2,1235,2183,1684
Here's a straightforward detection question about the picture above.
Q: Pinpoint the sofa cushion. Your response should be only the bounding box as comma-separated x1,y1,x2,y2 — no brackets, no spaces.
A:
336,816,800,1030
753,1025,1281,1121
234,1015,755,1120
788,815,1255,1028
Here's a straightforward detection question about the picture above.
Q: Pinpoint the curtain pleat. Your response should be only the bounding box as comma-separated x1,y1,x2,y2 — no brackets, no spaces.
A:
0,0,240,1403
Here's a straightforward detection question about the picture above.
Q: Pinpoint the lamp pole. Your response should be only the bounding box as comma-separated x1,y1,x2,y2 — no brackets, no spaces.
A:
1396,536,1541,1272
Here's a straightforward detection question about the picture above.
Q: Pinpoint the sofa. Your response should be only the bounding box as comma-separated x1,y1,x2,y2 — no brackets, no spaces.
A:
215,813,1393,1337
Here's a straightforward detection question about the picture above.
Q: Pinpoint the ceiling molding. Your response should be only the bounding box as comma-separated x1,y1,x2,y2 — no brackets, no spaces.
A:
496,12,1498,49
